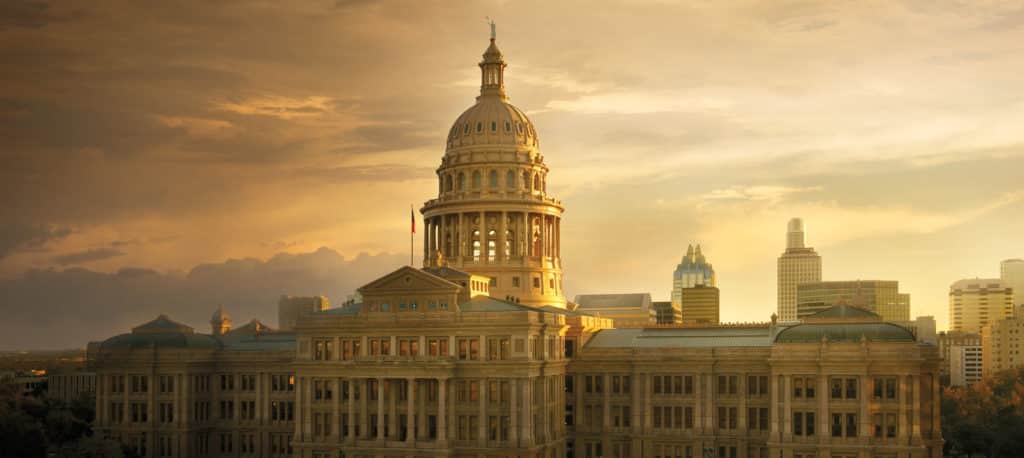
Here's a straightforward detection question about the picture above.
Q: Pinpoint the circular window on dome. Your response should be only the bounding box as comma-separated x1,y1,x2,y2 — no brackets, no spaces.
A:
476,122,482,133
505,121,511,132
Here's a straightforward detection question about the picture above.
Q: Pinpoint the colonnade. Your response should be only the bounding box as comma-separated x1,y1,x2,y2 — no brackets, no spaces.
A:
423,211,560,264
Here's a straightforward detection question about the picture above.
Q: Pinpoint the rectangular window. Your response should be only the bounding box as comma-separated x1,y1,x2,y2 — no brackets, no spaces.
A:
428,337,449,357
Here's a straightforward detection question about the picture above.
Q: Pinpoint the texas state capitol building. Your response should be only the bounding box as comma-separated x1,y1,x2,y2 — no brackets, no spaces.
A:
90,35,943,458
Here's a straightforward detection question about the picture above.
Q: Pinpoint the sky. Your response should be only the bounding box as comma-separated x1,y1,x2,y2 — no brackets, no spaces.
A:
2,0,1023,349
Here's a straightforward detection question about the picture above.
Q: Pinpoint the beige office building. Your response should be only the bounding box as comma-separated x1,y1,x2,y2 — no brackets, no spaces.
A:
574,293,656,328
1001,259,1024,306
777,218,822,322
679,285,721,324
795,280,909,322
981,312,1024,378
948,278,1014,333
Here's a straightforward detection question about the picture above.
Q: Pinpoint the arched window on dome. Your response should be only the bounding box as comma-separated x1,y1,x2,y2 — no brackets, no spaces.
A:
463,124,469,135
472,171,481,189
445,175,453,192
542,176,547,193
533,174,541,192
488,170,498,188
522,171,530,191
505,170,515,189
472,230,481,261
490,121,496,132
516,122,523,135
504,121,511,133
487,229,497,262
457,173,465,191
476,122,482,133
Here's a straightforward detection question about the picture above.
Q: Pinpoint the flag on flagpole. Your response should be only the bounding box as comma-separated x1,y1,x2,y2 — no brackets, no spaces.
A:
410,205,416,233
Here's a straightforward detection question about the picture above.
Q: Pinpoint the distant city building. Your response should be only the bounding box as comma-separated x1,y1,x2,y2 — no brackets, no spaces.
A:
671,244,719,324
948,278,1014,333
678,285,720,324
277,295,329,332
981,311,1024,378
47,371,96,402
937,331,981,380
777,218,821,321
574,293,655,327
650,300,681,324
796,280,909,322
913,316,937,345
949,344,983,386
1001,258,1024,306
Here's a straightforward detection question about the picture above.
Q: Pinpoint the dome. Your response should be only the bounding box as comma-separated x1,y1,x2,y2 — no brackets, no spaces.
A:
446,98,538,150
445,37,539,151
774,322,916,344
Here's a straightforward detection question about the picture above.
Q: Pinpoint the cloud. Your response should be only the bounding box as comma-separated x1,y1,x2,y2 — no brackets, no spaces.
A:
0,224,73,259
697,185,822,205
0,247,406,350
155,115,236,139
544,91,733,115
51,247,126,266
215,96,335,120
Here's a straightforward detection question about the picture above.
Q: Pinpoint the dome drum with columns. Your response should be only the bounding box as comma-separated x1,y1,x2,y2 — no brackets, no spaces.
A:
421,34,566,309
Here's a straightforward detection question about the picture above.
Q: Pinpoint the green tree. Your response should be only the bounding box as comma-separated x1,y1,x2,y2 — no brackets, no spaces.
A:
943,366,1024,457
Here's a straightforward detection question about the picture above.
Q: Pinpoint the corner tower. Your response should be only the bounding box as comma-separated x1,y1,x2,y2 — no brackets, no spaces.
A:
421,32,566,308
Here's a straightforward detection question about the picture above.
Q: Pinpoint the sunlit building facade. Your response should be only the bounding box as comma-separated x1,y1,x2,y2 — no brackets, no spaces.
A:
948,278,1014,333
777,218,822,322
795,280,909,322
1001,259,1024,307
88,35,943,458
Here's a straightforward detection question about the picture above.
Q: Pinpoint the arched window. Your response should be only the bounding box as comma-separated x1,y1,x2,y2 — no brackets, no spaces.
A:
523,171,530,190
542,176,547,192
472,171,481,189
504,121,511,133
472,230,481,261
505,170,515,189
463,124,469,135
490,121,497,132
476,122,482,133
516,122,523,134
457,173,465,191
488,170,498,188
533,174,541,191
445,175,453,192
505,229,514,257
487,229,497,262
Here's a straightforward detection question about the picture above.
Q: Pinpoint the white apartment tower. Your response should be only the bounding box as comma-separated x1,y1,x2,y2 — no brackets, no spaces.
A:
777,218,822,321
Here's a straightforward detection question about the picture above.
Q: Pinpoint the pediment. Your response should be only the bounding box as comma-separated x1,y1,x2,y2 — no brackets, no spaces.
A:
358,266,461,295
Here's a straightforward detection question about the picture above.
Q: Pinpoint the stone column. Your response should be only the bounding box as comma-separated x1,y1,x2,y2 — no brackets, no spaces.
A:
389,380,397,440
478,378,487,446
818,374,828,443
782,375,792,437
377,379,385,440
360,379,368,439
693,373,701,434
522,379,534,444
406,378,415,444
739,374,748,432
521,211,529,257
347,378,356,441
438,378,448,442
332,378,341,440
898,375,907,443
859,375,869,438
294,377,303,440
913,377,921,440
931,374,941,440
602,374,611,429
439,214,447,259
510,378,519,446
478,211,486,263
539,215,546,260
303,377,313,441
417,380,427,440
576,375,586,432
423,218,429,263
770,373,779,441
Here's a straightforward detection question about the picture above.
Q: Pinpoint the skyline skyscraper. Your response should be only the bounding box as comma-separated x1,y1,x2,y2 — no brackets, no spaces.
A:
777,218,822,321
949,278,1014,333
671,244,719,323
1001,258,1024,306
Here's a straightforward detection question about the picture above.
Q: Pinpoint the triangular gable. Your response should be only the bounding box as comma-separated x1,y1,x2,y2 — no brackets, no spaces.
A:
358,265,462,296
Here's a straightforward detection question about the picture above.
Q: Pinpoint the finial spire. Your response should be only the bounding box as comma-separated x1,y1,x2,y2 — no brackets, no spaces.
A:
487,17,496,40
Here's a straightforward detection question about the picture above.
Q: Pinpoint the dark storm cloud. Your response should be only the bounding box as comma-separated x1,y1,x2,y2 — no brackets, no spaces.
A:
51,247,126,266
0,223,73,259
0,247,406,350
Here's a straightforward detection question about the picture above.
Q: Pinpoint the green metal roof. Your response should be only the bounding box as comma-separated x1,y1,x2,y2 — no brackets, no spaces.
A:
807,304,880,319
584,327,773,349
774,322,915,343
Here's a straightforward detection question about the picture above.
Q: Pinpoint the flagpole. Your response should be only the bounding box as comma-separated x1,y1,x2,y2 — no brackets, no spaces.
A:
405,205,409,266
